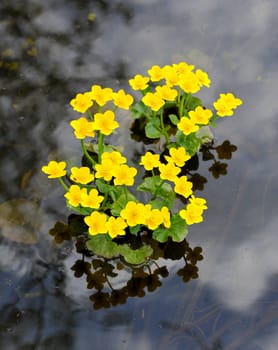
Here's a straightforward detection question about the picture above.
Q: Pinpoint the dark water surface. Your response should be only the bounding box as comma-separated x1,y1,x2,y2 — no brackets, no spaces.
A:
0,1,278,349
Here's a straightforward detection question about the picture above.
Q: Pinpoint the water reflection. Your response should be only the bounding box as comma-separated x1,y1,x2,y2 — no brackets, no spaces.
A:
50,215,203,310
1,0,278,348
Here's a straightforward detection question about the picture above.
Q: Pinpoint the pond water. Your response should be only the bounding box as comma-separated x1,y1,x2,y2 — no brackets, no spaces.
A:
0,0,278,349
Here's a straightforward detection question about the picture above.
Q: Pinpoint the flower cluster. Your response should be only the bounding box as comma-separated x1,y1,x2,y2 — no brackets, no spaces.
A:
42,61,242,244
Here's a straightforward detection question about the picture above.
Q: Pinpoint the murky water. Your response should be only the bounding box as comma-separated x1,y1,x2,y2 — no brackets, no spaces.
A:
0,1,278,349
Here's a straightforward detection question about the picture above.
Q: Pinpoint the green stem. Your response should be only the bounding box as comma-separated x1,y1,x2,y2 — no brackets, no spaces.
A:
98,132,104,163
124,186,129,203
160,109,165,129
160,109,170,144
152,179,165,200
81,139,95,167
58,177,69,191
184,93,191,109
179,93,186,117
87,111,94,121
162,129,170,145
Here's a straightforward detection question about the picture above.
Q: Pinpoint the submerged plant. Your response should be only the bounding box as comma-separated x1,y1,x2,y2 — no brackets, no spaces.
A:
42,61,242,259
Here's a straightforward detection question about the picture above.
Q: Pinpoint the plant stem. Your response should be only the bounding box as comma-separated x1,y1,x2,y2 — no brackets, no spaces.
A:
152,179,165,200
160,109,165,129
81,139,95,166
184,93,191,109
160,109,170,144
98,132,104,163
58,177,69,191
87,111,94,121
179,93,186,117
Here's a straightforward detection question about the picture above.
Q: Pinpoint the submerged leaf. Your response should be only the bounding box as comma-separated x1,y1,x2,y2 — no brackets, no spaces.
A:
0,199,43,244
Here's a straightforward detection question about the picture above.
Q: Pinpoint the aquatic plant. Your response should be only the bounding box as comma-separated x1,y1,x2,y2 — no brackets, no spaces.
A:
42,61,242,262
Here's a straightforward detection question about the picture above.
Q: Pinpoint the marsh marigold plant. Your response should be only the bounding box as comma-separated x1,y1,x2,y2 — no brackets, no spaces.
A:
42,60,242,247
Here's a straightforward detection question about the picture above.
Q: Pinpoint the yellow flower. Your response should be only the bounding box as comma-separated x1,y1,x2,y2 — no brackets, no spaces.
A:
158,162,181,181
64,185,87,207
113,165,137,186
162,65,179,87
93,110,119,135
165,147,191,167
120,201,146,227
70,117,95,139
84,211,108,236
142,92,165,112
81,188,104,209
173,176,193,198
140,152,160,171
90,85,113,106
213,93,242,117
101,151,126,165
178,71,200,94
42,160,67,178
179,204,204,225
188,106,213,125
106,216,127,238
213,100,234,117
70,166,94,184
172,61,195,74
95,160,115,181
161,206,171,228
147,65,164,82
195,69,211,88
70,93,93,113
177,117,199,135
189,195,208,210
145,208,163,230
129,74,149,90
113,89,134,110
219,92,243,109
155,85,178,101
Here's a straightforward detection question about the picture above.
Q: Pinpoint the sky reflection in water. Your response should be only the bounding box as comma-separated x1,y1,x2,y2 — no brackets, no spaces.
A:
0,0,278,349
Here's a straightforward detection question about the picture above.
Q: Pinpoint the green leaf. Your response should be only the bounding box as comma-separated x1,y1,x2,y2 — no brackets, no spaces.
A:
137,176,175,203
86,235,153,265
152,227,169,243
86,235,120,258
145,121,161,139
129,224,140,235
118,244,153,265
168,114,179,125
66,203,92,216
131,101,149,119
110,191,136,216
176,130,202,155
209,114,219,127
196,126,214,144
149,199,168,210
95,179,113,194
168,214,188,242
187,96,203,111
152,214,188,243
137,175,162,193
86,143,115,154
